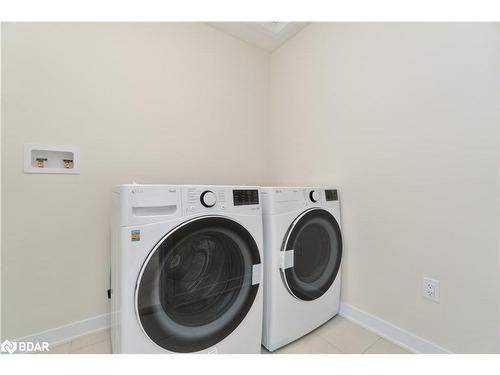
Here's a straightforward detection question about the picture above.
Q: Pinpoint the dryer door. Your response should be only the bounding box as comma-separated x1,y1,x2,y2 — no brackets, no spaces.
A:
281,208,342,301
136,216,261,353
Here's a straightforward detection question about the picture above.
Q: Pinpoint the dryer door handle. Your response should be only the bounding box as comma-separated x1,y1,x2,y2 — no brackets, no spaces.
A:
280,249,294,270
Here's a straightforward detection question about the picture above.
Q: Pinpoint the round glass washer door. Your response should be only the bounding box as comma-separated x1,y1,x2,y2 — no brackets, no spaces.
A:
281,208,342,301
136,216,261,353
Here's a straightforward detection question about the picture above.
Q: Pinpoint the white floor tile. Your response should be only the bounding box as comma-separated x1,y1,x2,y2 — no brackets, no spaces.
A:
274,333,342,354
89,340,112,354
316,316,380,354
72,339,111,354
70,329,110,352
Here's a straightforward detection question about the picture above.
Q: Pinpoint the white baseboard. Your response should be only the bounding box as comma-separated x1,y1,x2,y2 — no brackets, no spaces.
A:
14,313,110,346
339,303,451,354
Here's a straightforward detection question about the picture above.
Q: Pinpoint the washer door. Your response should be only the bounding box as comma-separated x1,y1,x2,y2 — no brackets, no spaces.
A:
136,216,261,353
281,208,342,301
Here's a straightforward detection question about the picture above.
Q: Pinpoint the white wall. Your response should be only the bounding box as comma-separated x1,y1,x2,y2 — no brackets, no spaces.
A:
1,23,269,339
270,23,500,353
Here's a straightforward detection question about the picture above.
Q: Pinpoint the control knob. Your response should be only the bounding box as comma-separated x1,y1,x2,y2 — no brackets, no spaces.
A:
309,190,319,203
200,191,217,208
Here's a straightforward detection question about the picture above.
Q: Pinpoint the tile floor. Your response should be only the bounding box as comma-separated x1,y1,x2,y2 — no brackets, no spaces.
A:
47,316,409,354
268,316,409,354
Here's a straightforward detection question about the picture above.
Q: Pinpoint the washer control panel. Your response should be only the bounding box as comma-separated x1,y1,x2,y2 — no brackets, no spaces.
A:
184,186,260,214
233,189,259,206
324,189,338,201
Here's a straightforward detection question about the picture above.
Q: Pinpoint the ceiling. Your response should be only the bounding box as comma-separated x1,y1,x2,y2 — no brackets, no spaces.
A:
208,22,309,52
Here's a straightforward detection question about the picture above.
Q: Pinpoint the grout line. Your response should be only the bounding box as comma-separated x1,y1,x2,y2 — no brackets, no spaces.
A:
313,332,345,354
312,332,345,354
362,337,382,354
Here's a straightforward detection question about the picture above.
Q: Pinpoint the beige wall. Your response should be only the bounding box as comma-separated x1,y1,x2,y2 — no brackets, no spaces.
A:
1,23,269,339
270,23,500,353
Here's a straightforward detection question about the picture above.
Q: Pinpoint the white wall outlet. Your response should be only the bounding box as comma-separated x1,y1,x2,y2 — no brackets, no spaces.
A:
422,277,440,303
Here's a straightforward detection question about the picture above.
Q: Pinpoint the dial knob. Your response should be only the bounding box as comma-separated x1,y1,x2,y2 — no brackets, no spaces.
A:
309,190,319,203
200,190,217,208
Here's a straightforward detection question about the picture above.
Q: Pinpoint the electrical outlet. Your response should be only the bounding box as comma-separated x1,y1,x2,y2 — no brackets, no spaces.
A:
423,277,440,303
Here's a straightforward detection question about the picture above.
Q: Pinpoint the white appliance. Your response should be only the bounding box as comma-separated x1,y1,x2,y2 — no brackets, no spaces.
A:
111,184,263,354
261,187,343,352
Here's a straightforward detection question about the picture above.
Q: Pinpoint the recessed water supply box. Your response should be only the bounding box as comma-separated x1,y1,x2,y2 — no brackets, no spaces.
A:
24,144,80,174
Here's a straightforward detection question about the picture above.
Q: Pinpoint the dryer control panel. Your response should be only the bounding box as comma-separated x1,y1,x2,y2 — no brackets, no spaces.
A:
261,186,340,215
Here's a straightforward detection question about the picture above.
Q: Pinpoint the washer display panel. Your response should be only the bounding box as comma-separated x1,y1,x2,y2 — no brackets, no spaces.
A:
282,209,342,301
136,216,260,353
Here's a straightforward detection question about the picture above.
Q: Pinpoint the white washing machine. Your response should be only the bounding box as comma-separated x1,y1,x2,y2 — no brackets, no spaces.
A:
261,187,343,352
111,184,263,353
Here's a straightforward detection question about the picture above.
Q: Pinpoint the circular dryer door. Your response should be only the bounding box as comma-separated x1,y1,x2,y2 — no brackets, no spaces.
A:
136,216,261,353
281,208,342,301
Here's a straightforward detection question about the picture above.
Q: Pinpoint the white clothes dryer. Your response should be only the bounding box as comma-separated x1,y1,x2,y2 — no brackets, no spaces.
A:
261,187,342,352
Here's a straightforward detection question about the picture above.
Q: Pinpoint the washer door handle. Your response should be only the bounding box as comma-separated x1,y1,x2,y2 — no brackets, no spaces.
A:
280,249,294,270
252,263,262,285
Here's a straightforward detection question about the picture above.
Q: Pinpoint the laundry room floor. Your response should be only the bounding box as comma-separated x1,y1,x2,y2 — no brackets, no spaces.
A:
262,316,410,354
46,316,409,354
